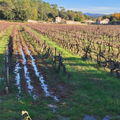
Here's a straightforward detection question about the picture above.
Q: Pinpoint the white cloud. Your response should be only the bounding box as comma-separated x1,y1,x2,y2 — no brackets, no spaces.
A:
66,7,120,14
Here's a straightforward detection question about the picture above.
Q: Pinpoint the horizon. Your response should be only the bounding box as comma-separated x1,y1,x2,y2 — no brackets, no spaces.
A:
44,0,120,14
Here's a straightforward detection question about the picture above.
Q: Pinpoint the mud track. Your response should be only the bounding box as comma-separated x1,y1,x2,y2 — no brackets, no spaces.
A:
13,29,63,101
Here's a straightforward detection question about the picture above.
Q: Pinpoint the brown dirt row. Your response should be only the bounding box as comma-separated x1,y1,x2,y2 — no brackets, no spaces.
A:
21,30,70,100
18,31,45,97
13,32,28,95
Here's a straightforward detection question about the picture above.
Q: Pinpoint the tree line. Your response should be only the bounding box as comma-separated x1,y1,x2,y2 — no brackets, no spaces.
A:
0,0,94,22
97,12,120,22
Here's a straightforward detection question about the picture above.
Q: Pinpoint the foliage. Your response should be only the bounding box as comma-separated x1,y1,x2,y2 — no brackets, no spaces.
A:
113,12,120,21
81,15,85,21
74,14,81,22
0,0,92,22
102,15,109,20
109,15,114,21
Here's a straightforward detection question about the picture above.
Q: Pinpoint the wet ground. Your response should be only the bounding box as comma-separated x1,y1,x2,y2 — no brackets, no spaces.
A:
11,29,120,120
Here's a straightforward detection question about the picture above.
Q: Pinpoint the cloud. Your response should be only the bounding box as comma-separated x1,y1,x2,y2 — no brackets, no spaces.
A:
66,7,120,14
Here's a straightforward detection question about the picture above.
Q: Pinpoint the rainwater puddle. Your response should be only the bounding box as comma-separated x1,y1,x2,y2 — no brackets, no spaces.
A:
102,115,120,120
57,115,69,120
20,45,34,96
83,114,120,120
26,47,59,102
48,104,58,113
84,115,96,120
0,99,2,103
14,51,21,98
102,115,112,120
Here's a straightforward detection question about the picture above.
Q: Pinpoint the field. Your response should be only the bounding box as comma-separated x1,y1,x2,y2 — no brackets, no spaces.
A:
0,22,120,120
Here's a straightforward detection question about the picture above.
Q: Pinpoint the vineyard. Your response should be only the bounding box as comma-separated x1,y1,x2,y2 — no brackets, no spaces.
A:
26,24,120,76
0,22,120,119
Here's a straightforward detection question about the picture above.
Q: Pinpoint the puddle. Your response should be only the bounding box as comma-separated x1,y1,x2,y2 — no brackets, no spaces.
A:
20,45,34,96
84,115,96,120
83,114,120,120
102,115,112,120
48,104,58,113
102,115,110,120
14,51,21,98
102,115,120,120
57,115,69,120
26,47,59,102
0,99,2,103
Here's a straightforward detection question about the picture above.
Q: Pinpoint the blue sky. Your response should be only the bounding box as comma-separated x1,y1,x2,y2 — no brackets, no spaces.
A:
44,0,120,14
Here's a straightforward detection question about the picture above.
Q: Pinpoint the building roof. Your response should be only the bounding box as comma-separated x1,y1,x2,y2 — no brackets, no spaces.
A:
102,18,110,22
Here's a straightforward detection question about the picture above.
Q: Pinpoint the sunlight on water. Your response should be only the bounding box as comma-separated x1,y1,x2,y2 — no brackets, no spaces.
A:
27,47,59,102
84,115,96,120
14,51,21,98
20,45,34,95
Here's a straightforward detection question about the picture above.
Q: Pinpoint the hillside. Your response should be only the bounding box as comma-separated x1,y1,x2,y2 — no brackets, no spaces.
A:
83,13,106,18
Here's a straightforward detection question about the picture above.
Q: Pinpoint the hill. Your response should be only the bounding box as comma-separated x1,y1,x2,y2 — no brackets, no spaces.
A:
83,13,106,18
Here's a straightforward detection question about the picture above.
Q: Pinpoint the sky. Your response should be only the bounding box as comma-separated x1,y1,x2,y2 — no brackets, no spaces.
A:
44,0,120,14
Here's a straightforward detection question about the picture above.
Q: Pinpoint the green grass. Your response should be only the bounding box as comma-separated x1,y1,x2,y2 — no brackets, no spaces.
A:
0,24,120,119
0,25,14,93
23,25,120,119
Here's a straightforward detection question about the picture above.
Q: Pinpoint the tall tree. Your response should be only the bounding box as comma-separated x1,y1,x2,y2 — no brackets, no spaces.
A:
102,15,109,20
74,14,81,22
113,12,120,20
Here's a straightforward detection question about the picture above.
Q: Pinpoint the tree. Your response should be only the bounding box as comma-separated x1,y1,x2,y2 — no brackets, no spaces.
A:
77,11,82,17
32,8,38,20
84,14,90,20
66,10,74,20
113,12,120,20
98,17,102,21
112,18,117,21
102,15,109,20
81,15,85,21
90,16,95,21
59,11,67,19
74,14,81,22
0,0,15,20
59,6,67,19
109,15,113,21
68,14,74,20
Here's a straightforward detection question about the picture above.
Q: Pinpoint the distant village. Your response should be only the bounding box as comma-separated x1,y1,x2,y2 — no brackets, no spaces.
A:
28,12,120,25
28,17,111,25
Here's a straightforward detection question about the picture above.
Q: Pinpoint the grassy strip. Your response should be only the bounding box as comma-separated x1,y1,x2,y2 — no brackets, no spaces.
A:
23,25,120,119
0,25,14,94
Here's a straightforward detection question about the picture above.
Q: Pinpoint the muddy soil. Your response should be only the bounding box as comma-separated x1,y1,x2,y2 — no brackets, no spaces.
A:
21,31,70,99
13,30,67,101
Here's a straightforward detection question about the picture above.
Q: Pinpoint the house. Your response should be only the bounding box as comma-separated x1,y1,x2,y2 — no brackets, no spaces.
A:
84,19,96,24
96,18,110,24
55,16,61,23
